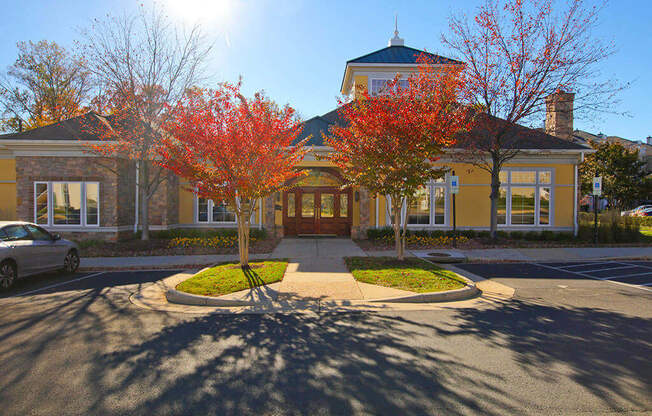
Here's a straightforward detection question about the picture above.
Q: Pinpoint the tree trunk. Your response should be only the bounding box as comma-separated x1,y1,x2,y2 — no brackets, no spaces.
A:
140,161,150,241
236,211,250,267
392,197,404,261
489,158,501,240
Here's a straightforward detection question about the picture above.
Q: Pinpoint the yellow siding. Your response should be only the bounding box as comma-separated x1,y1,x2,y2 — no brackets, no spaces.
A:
554,186,575,227
178,186,194,223
353,75,368,100
0,159,16,220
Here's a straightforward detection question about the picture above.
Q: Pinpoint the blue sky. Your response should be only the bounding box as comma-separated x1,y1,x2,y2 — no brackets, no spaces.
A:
1,0,650,142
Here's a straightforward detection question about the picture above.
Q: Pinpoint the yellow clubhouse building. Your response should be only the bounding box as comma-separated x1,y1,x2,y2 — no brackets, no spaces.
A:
0,33,590,241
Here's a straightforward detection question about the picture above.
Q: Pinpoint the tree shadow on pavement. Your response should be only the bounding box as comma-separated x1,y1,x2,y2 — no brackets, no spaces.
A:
91,311,514,415
439,298,652,410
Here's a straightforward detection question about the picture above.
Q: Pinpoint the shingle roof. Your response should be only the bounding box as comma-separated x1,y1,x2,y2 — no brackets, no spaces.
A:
347,45,463,65
0,112,114,141
296,105,590,151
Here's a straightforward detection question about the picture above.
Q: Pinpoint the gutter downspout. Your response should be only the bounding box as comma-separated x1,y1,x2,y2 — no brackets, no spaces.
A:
573,152,583,237
375,194,379,228
259,198,263,230
134,161,139,234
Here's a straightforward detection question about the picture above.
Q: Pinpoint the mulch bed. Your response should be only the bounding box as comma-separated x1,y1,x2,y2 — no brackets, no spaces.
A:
80,238,281,257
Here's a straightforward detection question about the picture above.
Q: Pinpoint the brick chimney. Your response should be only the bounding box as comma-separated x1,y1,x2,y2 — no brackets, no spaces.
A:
545,91,575,140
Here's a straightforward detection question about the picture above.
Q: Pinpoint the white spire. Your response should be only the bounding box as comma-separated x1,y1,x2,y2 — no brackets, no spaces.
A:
388,14,404,46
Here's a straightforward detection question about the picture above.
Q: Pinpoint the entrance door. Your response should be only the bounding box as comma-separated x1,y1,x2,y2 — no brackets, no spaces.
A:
284,188,352,236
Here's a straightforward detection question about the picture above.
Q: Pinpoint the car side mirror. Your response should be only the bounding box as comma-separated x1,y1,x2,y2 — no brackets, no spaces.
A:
52,233,61,241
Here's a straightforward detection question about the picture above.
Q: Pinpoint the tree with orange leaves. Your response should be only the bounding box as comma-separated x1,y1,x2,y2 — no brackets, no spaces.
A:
159,83,308,266
325,56,469,260
443,0,622,238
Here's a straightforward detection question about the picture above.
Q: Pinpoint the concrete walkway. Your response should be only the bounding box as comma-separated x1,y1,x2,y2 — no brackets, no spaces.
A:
271,238,412,300
81,244,651,270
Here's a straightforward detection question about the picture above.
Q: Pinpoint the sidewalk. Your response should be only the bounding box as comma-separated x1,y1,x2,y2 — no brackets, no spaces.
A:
378,246,652,262
82,244,651,270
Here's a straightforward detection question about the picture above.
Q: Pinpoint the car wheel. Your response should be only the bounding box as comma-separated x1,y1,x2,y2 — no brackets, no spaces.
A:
0,261,17,291
63,250,80,274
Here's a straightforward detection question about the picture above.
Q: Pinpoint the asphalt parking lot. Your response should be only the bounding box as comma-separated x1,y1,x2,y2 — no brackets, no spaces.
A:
0,269,181,298
456,260,652,291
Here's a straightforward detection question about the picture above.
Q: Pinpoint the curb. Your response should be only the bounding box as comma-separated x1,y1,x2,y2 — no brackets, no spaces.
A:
165,288,259,307
367,284,479,303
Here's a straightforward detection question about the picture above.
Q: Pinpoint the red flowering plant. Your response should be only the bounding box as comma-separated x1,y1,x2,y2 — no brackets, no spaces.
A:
158,83,308,266
325,54,470,260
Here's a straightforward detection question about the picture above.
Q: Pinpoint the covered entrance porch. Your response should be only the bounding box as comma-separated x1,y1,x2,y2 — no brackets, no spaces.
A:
282,168,352,236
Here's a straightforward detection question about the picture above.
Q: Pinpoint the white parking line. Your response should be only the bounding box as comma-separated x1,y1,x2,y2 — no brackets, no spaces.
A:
574,265,638,274
556,262,612,270
533,262,652,292
602,271,652,280
10,272,106,297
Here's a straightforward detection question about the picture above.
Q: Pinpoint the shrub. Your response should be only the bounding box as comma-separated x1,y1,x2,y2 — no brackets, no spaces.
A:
496,231,509,239
461,230,477,238
478,231,491,239
509,231,523,240
540,230,555,241
524,231,541,241
577,210,641,243
367,226,394,241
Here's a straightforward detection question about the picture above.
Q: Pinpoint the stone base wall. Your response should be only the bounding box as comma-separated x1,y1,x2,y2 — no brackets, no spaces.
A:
16,156,121,227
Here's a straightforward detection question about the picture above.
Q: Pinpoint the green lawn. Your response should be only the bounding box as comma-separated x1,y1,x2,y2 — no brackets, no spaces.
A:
345,256,466,293
641,226,652,243
176,260,288,297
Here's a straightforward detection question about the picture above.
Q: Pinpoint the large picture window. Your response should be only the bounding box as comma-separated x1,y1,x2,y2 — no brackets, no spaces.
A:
34,182,100,227
197,198,236,223
498,169,553,227
392,179,448,226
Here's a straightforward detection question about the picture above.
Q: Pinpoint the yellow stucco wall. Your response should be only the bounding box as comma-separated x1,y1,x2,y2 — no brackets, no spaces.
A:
178,185,194,224
0,159,16,220
353,75,368,100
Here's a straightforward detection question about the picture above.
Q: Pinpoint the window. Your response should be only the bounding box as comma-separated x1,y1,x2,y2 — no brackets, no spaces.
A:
407,187,429,225
320,194,334,218
339,194,348,217
370,78,409,96
52,182,82,225
212,201,236,222
287,193,296,217
34,182,100,227
389,180,448,226
498,169,552,226
25,224,52,241
301,193,315,217
197,198,236,223
511,187,536,225
3,225,30,241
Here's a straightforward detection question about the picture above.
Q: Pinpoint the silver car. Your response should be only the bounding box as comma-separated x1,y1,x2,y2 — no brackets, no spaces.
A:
0,221,80,290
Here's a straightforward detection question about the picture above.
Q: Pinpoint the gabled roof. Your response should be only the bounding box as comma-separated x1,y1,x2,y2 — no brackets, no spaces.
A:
297,104,590,151
0,112,114,141
346,45,463,65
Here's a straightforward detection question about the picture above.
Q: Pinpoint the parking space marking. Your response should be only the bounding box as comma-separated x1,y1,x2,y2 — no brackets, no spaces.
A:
533,262,652,292
10,272,106,298
556,262,612,270
572,264,638,274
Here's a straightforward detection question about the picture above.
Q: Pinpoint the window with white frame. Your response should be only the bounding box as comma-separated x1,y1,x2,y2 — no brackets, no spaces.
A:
370,78,409,96
195,197,261,224
389,179,447,226
497,169,552,226
34,181,99,227
197,197,236,223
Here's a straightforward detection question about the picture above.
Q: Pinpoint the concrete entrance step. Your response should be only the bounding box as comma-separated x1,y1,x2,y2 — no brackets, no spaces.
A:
297,234,338,238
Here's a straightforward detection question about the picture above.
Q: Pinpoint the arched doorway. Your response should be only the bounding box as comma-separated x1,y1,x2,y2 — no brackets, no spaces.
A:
283,168,352,236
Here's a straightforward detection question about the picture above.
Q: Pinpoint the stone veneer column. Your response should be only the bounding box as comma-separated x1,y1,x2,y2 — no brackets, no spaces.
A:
264,193,283,237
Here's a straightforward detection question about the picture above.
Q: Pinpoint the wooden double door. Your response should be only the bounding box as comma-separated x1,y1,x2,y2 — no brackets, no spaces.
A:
283,187,352,236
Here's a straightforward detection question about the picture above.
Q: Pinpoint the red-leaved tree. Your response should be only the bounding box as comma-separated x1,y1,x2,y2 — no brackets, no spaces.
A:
159,83,308,266
326,56,469,260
